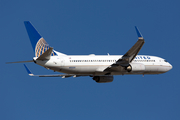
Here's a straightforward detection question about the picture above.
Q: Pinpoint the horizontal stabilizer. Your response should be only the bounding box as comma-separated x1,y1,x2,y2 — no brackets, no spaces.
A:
6,60,34,64
36,47,53,60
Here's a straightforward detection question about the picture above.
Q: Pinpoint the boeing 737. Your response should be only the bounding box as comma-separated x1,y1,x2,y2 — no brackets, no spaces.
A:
7,21,172,83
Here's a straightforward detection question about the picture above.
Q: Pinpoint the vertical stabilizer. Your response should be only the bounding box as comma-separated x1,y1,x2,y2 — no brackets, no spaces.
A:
24,21,42,51
24,21,58,57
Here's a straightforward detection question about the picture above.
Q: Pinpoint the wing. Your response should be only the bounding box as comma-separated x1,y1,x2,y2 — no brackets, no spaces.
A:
105,26,145,72
115,26,144,66
24,64,91,78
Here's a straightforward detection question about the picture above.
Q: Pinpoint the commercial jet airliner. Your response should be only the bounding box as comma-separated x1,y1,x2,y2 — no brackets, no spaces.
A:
7,21,172,83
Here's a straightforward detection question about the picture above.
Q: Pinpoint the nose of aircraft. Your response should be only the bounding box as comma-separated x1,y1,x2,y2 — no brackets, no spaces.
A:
168,62,173,71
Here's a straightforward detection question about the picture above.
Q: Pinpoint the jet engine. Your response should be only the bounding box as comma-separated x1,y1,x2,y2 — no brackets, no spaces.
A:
93,76,113,83
125,63,145,72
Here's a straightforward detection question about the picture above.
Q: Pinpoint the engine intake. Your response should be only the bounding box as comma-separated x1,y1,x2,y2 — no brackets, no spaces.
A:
93,76,113,83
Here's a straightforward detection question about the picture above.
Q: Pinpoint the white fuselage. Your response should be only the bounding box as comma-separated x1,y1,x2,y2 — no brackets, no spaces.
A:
19,22,173,81
34,54,172,76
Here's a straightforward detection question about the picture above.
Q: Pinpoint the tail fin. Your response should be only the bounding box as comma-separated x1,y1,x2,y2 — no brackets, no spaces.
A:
24,21,57,57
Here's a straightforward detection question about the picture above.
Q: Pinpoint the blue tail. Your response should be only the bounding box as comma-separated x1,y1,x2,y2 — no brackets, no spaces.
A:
24,21,42,51
24,21,57,57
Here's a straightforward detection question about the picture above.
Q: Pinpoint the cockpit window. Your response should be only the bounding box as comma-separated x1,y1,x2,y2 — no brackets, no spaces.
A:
164,60,168,62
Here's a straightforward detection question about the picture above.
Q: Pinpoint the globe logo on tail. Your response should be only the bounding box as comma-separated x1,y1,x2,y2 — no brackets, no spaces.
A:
35,38,57,57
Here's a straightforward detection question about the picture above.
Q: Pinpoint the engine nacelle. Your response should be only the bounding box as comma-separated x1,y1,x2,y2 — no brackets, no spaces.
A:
93,76,113,83
125,63,145,72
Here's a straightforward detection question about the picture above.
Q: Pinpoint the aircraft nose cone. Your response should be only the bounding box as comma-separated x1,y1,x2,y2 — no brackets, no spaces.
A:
168,63,173,71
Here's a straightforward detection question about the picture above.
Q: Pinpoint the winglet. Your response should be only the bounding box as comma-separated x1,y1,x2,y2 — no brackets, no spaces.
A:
24,64,34,76
135,26,143,38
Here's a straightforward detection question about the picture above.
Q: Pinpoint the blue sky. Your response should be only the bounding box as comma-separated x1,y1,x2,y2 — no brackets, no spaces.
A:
1,0,180,120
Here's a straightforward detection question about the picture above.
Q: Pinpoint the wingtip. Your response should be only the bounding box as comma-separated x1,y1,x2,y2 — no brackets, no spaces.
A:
24,64,34,76
135,26,143,38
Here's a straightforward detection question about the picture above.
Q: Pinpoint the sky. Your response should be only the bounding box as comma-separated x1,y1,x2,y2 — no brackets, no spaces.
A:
1,0,180,120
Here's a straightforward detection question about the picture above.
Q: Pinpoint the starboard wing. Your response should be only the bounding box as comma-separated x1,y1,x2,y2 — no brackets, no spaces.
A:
114,26,144,67
104,26,145,73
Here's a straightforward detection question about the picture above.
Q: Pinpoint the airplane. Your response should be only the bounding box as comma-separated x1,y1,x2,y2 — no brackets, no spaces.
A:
7,21,172,83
